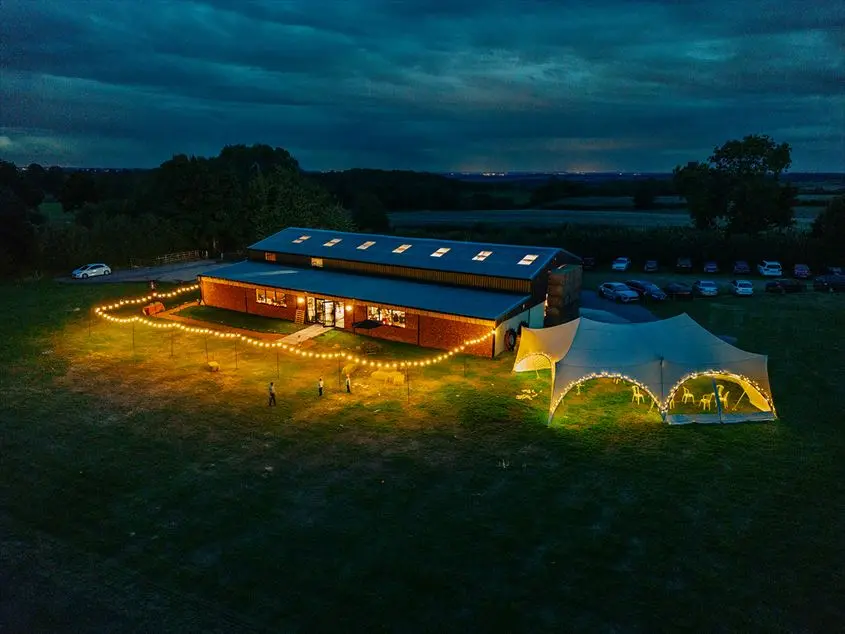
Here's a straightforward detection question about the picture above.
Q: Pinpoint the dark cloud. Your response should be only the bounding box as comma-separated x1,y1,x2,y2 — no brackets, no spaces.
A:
0,0,842,170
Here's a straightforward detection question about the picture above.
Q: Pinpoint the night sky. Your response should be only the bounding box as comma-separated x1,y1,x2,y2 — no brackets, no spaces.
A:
1,0,843,171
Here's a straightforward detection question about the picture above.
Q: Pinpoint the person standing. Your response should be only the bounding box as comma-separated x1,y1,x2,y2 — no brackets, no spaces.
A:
318,377,324,397
346,374,351,393
268,381,276,406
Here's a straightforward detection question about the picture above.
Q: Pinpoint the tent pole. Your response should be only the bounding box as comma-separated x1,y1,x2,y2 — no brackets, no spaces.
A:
712,377,723,422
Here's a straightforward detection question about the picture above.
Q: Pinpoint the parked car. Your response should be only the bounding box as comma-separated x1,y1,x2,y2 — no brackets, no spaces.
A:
611,257,632,272
664,281,694,299
703,261,719,274
598,282,640,303
581,256,596,270
643,259,659,273
813,274,845,292
765,278,805,293
757,260,783,277
730,280,754,296
625,279,667,301
793,264,812,279
693,280,719,297
732,260,751,275
825,266,843,275
676,257,693,273
72,263,112,279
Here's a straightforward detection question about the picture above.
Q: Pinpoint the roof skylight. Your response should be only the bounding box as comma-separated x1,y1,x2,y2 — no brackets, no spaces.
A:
393,244,412,254
473,250,493,261
518,254,539,265
323,238,342,247
431,247,450,257
292,235,311,244
357,241,376,250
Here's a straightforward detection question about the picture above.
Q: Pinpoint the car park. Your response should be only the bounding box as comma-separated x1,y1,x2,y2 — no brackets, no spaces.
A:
581,256,596,270
765,278,805,293
757,260,783,277
675,257,693,273
72,263,112,279
813,274,845,292
703,261,719,274
793,264,811,279
693,280,719,297
664,281,694,299
730,280,754,296
732,260,751,275
625,279,667,301
611,257,632,272
643,259,659,273
598,282,640,303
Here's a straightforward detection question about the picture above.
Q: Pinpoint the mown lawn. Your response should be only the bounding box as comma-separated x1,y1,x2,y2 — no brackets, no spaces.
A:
177,304,306,335
1,281,843,632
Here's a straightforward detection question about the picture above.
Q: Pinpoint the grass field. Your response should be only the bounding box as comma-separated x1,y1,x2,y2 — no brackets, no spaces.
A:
2,281,844,632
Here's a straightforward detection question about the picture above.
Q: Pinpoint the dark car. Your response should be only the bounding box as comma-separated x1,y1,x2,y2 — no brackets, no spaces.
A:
813,274,845,292
703,261,719,274
676,257,693,273
581,256,596,270
643,259,659,273
793,264,811,279
825,266,843,276
664,281,694,299
732,260,751,275
765,278,805,293
625,279,667,301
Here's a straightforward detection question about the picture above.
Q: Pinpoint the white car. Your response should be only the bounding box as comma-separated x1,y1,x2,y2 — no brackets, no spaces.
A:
730,279,754,296
599,282,640,303
72,263,112,279
693,280,719,296
757,260,782,277
611,257,632,272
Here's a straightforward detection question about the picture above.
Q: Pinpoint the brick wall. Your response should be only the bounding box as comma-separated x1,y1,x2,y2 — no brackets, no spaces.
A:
201,279,299,322
201,278,494,357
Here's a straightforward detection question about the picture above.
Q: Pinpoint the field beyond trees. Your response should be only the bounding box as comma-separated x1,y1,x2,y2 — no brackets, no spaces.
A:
1,280,843,632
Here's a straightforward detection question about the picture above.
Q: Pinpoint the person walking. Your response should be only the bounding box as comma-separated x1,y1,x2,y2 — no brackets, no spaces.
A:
318,377,324,397
345,374,351,393
268,381,276,406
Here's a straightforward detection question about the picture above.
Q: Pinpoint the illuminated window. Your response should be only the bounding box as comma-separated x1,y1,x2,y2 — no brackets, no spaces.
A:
473,250,493,261
311,257,323,268
431,247,450,257
264,252,276,262
518,254,539,265
256,289,286,306
292,235,310,244
357,241,376,250
393,244,412,254
323,238,342,247
366,306,407,328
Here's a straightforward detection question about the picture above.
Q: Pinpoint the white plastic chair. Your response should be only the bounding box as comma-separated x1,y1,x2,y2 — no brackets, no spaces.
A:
682,387,695,404
699,393,714,411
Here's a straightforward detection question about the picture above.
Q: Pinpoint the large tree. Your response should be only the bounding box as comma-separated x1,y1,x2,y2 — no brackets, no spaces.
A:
673,134,796,233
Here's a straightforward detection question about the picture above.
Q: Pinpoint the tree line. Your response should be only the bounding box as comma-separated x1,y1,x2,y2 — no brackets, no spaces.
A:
2,135,843,277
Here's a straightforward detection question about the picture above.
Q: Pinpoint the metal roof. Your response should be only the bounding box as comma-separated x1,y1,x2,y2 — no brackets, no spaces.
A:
249,227,562,280
201,260,531,321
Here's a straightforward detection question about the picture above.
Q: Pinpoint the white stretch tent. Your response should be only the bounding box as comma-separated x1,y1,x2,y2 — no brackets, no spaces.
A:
513,314,776,424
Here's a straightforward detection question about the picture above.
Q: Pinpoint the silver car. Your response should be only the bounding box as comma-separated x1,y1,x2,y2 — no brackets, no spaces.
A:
72,263,112,279
599,282,640,303
730,280,754,296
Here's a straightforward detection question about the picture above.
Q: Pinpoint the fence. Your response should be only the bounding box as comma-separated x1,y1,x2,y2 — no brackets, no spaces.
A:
130,250,207,268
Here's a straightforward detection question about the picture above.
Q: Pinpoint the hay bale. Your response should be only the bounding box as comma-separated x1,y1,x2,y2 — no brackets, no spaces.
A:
207,361,220,372
371,369,404,384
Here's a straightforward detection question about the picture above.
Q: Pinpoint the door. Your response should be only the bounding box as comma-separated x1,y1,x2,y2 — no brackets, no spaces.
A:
306,297,317,323
321,300,335,326
334,302,345,329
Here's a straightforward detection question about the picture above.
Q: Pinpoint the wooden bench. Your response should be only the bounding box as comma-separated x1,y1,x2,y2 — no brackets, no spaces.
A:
207,361,220,372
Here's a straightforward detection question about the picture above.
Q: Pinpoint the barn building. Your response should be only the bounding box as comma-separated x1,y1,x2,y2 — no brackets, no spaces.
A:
198,228,581,357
